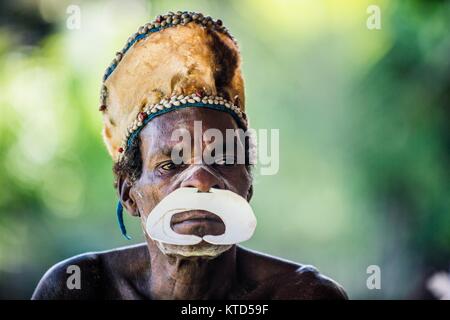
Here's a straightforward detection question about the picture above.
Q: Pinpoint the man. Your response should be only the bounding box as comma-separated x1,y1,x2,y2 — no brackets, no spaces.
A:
32,11,347,300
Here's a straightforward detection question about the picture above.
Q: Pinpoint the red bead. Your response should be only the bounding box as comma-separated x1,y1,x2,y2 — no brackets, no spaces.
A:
138,112,147,121
118,147,124,153
195,90,203,98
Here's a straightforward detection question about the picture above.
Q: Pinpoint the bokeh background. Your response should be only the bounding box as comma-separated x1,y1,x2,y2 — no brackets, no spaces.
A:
0,0,449,299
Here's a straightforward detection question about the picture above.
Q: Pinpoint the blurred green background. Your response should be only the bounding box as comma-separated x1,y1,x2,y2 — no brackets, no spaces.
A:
0,0,449,299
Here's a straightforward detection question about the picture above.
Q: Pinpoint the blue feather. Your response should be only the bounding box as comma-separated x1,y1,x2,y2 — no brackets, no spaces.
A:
116,201,131,240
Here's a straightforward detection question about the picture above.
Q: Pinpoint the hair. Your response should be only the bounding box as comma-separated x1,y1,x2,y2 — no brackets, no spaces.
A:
113,137,142,188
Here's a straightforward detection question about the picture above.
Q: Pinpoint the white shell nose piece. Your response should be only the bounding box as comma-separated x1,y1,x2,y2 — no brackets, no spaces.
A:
145,187,257,245
154,209,202,245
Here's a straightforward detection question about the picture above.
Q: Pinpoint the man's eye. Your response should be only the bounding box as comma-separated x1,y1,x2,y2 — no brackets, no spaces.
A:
160,161,177,171
215,156,236,166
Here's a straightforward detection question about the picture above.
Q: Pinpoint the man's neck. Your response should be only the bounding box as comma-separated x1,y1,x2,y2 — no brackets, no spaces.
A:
146,241,237,299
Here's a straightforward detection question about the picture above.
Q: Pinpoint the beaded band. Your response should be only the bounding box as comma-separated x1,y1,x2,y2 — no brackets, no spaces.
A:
117,92,248,161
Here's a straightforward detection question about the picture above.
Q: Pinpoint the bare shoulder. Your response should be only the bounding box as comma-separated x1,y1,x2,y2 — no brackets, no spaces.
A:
31,251,101,299
31,243,148,300
236,246,348,300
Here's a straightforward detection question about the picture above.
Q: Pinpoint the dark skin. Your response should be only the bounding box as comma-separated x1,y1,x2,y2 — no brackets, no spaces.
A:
32,108,348,300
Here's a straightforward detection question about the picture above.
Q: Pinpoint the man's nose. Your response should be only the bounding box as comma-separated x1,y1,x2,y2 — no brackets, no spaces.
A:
180,167,225,192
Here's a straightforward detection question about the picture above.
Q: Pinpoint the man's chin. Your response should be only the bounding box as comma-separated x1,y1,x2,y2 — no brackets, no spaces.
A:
155,241,232,259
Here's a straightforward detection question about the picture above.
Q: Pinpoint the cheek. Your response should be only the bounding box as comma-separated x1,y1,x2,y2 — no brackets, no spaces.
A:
131,182,160,219
220,166,252,197
131,168,182,219
236,174,252,197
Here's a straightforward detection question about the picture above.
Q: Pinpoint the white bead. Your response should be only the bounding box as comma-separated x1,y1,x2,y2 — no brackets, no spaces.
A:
180,99,187,104
157,104,164,110
187,98,195,103
193,96,201,102
173,101,181,106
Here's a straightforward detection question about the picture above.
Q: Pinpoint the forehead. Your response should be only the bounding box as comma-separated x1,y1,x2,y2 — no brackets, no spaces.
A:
139,107,240,154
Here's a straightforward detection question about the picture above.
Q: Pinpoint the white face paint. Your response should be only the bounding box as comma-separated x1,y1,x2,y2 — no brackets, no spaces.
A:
145,187,257,246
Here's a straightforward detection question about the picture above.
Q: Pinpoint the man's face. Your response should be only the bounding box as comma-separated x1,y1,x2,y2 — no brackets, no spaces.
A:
128,108,252,253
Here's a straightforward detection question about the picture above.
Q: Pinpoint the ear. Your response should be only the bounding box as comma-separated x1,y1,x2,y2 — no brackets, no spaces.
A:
116,175,139,217
246,184,253,202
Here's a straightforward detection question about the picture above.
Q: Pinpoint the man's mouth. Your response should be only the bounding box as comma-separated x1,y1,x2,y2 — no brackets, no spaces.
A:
170,210,225,237
171,210,223,224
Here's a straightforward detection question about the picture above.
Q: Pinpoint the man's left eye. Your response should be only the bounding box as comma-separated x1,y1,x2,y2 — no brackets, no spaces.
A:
215,156,236,166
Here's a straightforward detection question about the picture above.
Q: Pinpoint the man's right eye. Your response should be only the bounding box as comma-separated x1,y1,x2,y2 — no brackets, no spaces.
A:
160,161,177,171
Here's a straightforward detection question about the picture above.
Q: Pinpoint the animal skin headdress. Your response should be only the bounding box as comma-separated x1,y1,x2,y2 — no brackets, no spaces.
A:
99,11,248,163
99,11,249,238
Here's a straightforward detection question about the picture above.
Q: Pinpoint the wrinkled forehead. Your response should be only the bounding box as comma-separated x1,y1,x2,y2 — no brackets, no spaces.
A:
139,108,240,156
